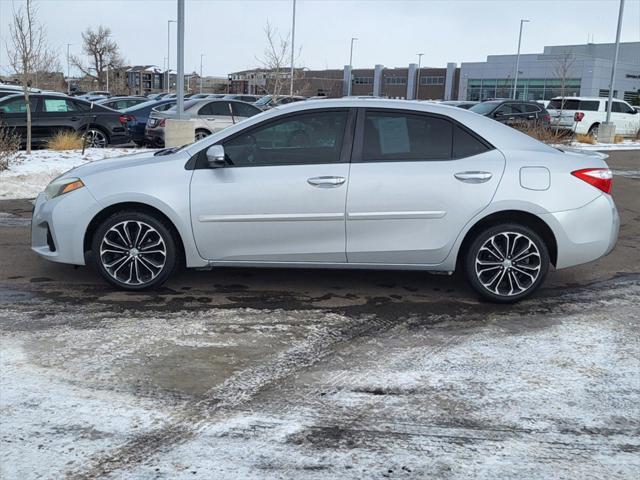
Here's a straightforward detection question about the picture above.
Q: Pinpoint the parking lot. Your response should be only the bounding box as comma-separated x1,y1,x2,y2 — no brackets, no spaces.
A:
0,150,638,479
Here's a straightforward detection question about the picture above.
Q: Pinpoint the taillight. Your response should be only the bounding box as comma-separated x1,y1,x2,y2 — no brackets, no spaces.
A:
119,114,135,124
574,111,584,122
571,168,613,194
543,114,550,122
159,119,166,127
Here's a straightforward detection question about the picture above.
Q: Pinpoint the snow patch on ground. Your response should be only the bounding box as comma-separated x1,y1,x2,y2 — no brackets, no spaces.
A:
565,139,640,151
0,148,144,200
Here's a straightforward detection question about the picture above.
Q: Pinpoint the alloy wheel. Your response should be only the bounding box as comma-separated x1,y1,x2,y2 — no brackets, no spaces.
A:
474,231,541,297
84,129,108,148
195,131,210,141
99,220,167,286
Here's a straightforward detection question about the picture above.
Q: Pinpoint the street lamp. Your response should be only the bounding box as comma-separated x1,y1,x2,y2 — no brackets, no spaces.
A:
347,37,358,97
415,53,424,100
167,19,176,93
512,19,530,99
200,54,204,94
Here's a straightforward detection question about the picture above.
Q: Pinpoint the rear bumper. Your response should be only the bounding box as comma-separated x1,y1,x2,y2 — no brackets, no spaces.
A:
541,194,619,269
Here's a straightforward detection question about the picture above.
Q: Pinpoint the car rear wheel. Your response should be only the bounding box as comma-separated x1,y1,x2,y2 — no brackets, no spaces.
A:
91,212,177,290
83,127,109,148
588,123,599,140
464,224,549,303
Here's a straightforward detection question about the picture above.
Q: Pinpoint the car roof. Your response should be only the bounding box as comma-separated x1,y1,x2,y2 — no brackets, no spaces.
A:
184,98,557,156
550,96,625,102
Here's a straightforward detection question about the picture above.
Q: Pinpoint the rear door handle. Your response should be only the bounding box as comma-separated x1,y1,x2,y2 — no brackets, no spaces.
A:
454,171,493,183
307,176,346,188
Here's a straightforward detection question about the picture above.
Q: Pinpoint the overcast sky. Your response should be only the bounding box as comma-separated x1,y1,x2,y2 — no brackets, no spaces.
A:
1,0,639,77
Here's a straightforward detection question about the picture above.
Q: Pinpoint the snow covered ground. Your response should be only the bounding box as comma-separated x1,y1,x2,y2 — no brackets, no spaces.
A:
0,148,144,200
567,139,640,151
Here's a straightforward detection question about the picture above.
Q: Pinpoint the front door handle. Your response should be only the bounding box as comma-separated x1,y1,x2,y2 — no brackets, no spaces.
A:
307,176,346,188
454,171,493,183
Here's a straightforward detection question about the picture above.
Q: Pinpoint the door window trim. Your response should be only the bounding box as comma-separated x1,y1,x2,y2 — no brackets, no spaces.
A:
351,107,494,163
189,107,357,169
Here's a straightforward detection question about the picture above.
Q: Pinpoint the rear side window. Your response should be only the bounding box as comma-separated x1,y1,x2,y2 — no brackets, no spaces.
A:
453,126,490,159
199,101,231,116
362,111,452,161
44,98,77,112
547,99,599,111
524,104,540,113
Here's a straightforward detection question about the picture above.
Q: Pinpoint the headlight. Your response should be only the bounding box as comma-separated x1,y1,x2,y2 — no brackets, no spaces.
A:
44,177,85,199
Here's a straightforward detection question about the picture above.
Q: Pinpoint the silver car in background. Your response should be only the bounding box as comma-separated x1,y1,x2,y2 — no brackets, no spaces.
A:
144,98,261,146
31,99,619,302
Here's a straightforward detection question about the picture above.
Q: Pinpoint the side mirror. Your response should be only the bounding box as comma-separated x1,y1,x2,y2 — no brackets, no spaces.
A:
493,111,503,118
206,145,226,168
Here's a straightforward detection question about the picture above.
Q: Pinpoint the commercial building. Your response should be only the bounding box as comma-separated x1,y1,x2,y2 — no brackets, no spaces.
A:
228,63,460,100
459,42,640,103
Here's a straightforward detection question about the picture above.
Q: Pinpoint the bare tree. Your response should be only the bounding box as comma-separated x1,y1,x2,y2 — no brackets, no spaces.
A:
553,52,576,134
256,22,291,97
5,0,57,154
71,26,123,90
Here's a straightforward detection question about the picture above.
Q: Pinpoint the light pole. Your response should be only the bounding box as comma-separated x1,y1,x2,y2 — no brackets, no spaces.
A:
347,37,358,96
176,1,185,117
106,64,109,92
200,54,204,94
289,0,297,96
512,19,530,99
605,0,625,124
66,43,72,95
167,19,176,93
415,53,424,100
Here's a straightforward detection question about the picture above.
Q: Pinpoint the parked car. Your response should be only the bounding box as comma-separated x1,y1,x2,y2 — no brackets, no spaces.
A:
31,99,619,302
147,93,169,100
145,99,261,147
441,101,479,109
120,99,177,146
96,96,148,111
469,100,550,128
254,95,307,110
189,93,227,100
0,93,129,148
546,96,640,137
78,91,112,102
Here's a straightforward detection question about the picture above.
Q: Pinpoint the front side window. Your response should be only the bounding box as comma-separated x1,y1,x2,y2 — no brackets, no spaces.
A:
223,110,348,167
0,97,37,113
232,102,260,118
361,111,452,161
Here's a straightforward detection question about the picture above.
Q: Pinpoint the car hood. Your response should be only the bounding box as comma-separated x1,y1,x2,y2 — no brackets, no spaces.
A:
61,150,161,180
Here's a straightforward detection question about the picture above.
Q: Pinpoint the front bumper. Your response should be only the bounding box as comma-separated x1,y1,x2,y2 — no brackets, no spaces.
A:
31,187,101,266
541,193,620,269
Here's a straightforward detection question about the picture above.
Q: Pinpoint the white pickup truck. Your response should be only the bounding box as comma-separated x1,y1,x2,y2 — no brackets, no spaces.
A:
547,96,640,137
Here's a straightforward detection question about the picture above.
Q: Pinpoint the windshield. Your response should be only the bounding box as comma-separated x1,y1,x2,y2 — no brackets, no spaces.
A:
254,96,272,106
469,101,499,115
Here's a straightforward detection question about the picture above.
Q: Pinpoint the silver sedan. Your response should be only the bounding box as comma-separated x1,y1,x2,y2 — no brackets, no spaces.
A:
31,99,619,302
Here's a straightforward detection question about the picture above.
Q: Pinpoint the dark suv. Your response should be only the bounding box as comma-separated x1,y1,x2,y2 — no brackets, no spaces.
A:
469,100,550,128
0,93,129,148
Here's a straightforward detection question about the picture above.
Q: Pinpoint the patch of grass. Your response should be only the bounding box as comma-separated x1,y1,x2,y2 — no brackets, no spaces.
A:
575,133,596,145
47,130,83,151
0,123,21,171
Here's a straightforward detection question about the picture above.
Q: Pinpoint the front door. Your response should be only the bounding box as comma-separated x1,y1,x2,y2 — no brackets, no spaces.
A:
346,109,505,265
190,108,354,262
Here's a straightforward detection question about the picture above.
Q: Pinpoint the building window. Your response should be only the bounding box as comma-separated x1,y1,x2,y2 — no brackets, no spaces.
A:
385,76,407,85
421,76,445,85
465,78,581,101
353,76,373,85
623,90,639,104
599,89,618,98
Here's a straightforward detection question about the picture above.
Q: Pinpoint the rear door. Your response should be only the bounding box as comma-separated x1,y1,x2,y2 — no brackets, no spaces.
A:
38,97,86,139
198,101,235,132
345,108,505,265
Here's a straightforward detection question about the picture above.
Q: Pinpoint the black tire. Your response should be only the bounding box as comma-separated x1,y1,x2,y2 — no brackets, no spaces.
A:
588,123,599,139
81,126,110,148
195,129,211,141
464,223,550,303
91,211,177,290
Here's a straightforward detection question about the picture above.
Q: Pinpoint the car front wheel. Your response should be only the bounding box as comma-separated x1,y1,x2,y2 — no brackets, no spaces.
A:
464,224,549,303
91,212,177,290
